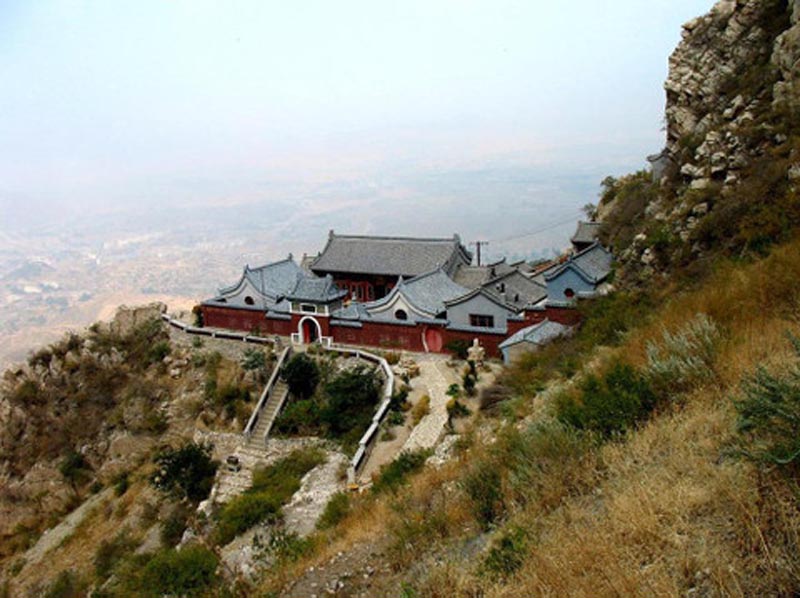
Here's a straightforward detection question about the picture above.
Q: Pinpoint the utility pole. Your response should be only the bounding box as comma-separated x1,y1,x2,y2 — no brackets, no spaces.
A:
470,241,489,266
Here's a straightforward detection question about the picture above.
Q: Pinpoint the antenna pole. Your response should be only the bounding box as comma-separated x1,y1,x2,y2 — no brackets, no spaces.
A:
470,241,489,266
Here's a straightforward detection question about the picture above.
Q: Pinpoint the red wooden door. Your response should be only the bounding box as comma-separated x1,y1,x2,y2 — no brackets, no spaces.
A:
424,328,443,352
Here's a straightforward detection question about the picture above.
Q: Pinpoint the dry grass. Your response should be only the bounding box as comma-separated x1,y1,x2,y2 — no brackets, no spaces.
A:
260,239,800,597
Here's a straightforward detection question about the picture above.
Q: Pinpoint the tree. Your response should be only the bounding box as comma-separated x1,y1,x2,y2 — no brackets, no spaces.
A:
282,353,320,399
150,442,218,503
321,366,380,436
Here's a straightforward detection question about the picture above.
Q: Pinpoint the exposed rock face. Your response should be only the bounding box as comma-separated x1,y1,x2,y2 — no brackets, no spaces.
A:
103,302,167,337
663,0,799,187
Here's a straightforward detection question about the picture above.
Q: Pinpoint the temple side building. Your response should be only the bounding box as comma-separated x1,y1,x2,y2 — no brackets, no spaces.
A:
200,226,612,358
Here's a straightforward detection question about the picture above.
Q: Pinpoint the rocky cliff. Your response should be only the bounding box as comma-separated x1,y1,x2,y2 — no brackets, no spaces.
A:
602,0,800,279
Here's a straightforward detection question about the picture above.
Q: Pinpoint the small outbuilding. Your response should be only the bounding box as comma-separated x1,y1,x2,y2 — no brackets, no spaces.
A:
498,319,573,364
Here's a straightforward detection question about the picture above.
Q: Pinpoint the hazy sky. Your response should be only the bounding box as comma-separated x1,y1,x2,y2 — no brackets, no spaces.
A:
0,1,711,247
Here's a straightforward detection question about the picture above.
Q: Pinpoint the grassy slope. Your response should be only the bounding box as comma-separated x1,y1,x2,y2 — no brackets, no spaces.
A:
259,238,800,597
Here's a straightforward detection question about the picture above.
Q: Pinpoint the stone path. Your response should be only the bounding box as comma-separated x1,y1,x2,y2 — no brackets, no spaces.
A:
401,359,457,453
20,488,112,569
284,451,349,537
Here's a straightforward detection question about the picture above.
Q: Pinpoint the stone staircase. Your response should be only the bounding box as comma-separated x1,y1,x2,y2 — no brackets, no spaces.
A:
246,380,289,449
212,380,290,504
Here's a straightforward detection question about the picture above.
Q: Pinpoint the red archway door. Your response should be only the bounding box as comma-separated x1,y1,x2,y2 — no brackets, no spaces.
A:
424,327,444,353
302,319,319,343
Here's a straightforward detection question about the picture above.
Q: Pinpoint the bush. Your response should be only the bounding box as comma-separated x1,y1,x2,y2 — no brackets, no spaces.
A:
147,340,171,365
133,545,218,597
160,506,190,547
94,531,137,579
734,334,800,471
112,471,130,496
479,383,513,412
317,492,351,530
282,354,320,399
646,313,721,399
462,458,504,529
384,351,401,365
255,529,314,563
444,339,470,360
214,448,325,545
241,348,267,371
321,365,381,440
446,398,470,419
389,386,410,411
272,399,320,435
387,410,405,426
59,450,91,487
150,442,218,503
373,450,430,494
481,526,529,580
213,492,282,546
43,570,86,598
556,362,656,437
411,395,430,425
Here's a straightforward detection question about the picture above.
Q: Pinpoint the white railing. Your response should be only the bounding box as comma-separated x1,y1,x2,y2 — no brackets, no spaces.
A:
243,345,292,438
160,313,276,345
321,345,395,483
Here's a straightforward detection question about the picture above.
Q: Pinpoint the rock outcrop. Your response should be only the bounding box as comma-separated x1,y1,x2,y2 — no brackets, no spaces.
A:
602,0,800,281
663,0,799,188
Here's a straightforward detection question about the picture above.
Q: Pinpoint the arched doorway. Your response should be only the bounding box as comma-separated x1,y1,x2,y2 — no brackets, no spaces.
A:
423,327,444,353
299,316,321,344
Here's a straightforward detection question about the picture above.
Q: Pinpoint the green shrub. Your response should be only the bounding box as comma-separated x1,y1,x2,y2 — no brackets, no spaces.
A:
384,351,401,365
214,448,325,545
446,398,470,419
150,442,218,503
645,313,721,399
444,339,470,360
734,334,800,471
481,526,529,580
147,340,171,365
43,570,86,598
255,529,314,563
112,471,129,496
462,458,504,529
59,450,91,486
462,370,476,397
387,410,405,426
317,492,351,530
272,399,320,435
373,450,430,495
250,448,325,495
282,354,320,399
389,386,410,411
241,348,268,371
556,362,656,437
321,365,380,441
94,531,137,579
133,545,218,597
213,492,282,546
160,506,190,547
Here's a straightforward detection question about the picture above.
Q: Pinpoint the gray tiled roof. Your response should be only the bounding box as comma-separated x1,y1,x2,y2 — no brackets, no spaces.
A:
545,242,613,284
571,221,602,245
310,232,472,277
499,319,572,350
482,270,547,310
452,264,492,289
286,274,347,303
330,302,372,321
400,269,471,315
226,257,305,299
